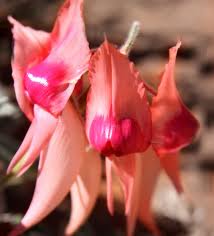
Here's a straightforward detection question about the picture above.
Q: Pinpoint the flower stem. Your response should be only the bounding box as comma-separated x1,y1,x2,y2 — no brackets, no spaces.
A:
120,21,141,55
120,21,158,96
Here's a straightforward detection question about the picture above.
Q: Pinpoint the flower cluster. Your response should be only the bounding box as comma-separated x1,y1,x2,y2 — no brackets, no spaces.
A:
7,0,199,235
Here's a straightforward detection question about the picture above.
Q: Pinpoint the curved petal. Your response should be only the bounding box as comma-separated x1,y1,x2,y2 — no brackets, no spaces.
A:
49,0,90,81
8,16,50,119
7,105,57,175
7,121,35,174
9,102,85,235
86,41,112,128
86,41,151,156
159,152,183,193
110,155,135,214
109,155,140,236
110,149,161,236
125,155,142,236
151,41,199,155
23,0,90,116
138,148,161,236
65,150,101,235
106,157,114,215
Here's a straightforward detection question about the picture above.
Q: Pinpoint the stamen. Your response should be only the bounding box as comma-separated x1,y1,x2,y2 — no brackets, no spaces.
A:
120,21,141,55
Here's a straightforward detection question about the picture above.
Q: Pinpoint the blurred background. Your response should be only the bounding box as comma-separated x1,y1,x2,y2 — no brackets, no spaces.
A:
0,0,214,235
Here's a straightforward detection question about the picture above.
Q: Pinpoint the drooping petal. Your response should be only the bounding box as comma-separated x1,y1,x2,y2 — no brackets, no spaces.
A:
138,149,182,235
7,105,57,175
110,155,135,215
125,155,142,236
7,121,35,174
65,150,101,235
86,41,151,156
108,155,143,236
159,152,183,193
8,16,50,120
109,148,162,236
9,102,85,235
138,148,161,236
151,41,199,155
106,157,114,215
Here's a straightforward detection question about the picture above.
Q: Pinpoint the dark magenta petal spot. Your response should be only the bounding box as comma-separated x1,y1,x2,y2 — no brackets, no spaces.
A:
24,62,68,116
89,116,150,156
153,105,199,154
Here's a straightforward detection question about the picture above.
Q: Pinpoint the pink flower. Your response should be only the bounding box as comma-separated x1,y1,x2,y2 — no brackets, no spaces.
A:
7,0,101,235
86,40,199,236
7,0,199,233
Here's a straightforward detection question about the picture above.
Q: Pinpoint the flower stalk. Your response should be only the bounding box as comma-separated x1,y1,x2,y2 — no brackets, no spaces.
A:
120,21,141,55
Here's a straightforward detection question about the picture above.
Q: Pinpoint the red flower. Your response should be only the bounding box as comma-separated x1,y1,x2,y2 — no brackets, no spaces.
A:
151,41,199,156
86,40,152,156
86,40,199,236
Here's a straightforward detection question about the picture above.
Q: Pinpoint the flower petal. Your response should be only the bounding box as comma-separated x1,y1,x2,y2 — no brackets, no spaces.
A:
109,155,140,236
126,155,142,236
151,41,199,155
86,42,112,128
24,61,75,116
9,102,85,234
7,120,35,174
159,152,183,193
8,16,50,119
49,0,90,81
138,148,161,236
10,0,90,117
23,0,90,116
110,155,135,214
65,150,101,235
106,157,114,215
110,149,161,236
7,105,57,175
86,41,151,156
